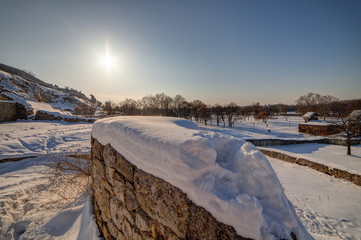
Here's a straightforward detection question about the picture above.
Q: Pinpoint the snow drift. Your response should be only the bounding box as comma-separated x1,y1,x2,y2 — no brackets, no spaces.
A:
92,116,312,240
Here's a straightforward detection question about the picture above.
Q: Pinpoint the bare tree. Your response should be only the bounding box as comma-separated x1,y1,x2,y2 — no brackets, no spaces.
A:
256,110,272,124
211,104,225,127
103,101,113,115
225,102,240,128
197,104,212,126
156,93,173,116
119,98,138,115
190,99,205,122
179,101,192,119
251,102,262,120
172,94,186,117
331,102,359,155
295,92,338,119
315,94,339,120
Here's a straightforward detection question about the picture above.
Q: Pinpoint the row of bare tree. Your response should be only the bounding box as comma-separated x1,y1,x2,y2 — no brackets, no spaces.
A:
295,92,361,119
102,93,296,127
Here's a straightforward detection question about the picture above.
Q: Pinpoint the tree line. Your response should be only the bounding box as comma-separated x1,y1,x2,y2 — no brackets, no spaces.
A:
295,92,361,120
101,93,296,127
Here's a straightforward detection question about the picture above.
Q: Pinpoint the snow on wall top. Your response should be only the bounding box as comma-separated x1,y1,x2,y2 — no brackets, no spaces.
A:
92,116,312,240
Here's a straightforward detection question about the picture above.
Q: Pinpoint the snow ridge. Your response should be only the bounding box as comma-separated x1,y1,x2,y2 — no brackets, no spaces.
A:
92,116,312,240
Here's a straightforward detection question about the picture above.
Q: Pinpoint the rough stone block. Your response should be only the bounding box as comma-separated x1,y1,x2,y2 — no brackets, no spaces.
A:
122,219,142,240
124,185,139,212
110,197,124,229
187,203,247,240
116,152,135,182
92,138,104,160
102,179,114,196
96,189,112,223
122,207,135,225
113,172,126,203
107,221,120,239
134,169,190,238
92,157,106,180
106,167,116,185
104,143,117,168
135,210,153,232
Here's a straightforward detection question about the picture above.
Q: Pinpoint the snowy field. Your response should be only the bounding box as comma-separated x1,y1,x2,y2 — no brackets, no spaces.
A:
269,157,361,239
201,115,323,140
0,121,92,160
1,117,361,239
262,144,361,175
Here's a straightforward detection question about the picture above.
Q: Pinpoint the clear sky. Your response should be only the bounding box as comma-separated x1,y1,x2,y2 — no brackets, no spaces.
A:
1,0,360,105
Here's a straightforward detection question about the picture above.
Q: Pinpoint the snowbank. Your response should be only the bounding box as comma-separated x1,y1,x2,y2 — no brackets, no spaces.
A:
92,116,312,240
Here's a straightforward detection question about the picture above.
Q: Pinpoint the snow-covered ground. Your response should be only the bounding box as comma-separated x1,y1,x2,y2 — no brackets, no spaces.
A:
202,116,323,140
269,157,361,239
0,120,92,160
0,156,99,240
1,117,361,239
261,144,361,175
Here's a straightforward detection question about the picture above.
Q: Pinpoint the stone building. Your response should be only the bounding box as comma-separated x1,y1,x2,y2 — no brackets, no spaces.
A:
299,121,342,136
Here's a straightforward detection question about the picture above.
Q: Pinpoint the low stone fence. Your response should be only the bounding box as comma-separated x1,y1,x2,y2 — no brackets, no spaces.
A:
35,110,95,123
260,149,361,187
91,137,250,240
247,138,360,147
246,139,324,146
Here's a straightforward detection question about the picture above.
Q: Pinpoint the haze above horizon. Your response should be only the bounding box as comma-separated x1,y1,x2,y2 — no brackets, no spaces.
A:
0,0,360,105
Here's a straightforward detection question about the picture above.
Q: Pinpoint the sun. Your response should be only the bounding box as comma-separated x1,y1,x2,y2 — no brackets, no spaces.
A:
99,47,118,73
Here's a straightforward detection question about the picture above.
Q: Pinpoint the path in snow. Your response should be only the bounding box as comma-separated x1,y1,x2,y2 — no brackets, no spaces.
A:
268,157,361,240
0,156,99,240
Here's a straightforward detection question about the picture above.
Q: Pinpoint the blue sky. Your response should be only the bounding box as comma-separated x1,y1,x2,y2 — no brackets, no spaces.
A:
0,0,360,105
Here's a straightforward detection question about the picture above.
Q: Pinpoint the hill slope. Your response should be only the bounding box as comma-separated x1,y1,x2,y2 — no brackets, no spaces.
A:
0,63,94,119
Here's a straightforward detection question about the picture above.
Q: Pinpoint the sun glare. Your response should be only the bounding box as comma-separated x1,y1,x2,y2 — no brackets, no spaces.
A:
99,47,118,73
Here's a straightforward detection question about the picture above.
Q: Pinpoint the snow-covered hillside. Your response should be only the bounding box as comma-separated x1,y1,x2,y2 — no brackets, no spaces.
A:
0,66,94,118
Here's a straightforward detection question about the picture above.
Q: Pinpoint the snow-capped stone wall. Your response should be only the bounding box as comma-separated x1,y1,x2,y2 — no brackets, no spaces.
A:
91,116,312,240
91,137,248,239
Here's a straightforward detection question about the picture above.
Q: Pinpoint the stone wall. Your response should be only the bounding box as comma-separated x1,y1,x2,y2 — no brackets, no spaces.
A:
0,101,17,122
298,124,342,136
246,138,325,146
247,138,360,147
35,110,95,123
260,149,361,187
91,137,250,240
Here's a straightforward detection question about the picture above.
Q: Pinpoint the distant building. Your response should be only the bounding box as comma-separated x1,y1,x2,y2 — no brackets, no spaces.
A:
299,121,342,136
302,112,319,123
